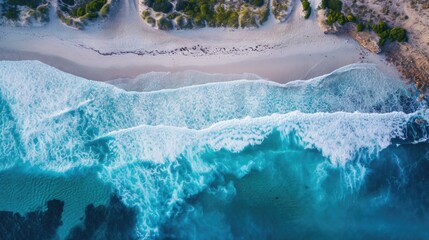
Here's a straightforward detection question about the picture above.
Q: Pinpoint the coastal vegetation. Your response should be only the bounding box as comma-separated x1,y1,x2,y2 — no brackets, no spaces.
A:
2,5,20,20
56,0,111,28
338,0,428,92
301,0,311,19
7,0,43,9
271,0,290,22
319,0,408,47
141,0,291,30
371,21,407,46
0,0,289,29
320,0,350,25
145,0,172,14
1,0,49,22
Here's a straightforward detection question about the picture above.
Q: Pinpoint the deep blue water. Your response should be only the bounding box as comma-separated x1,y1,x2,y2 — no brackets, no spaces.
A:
1,61,429,239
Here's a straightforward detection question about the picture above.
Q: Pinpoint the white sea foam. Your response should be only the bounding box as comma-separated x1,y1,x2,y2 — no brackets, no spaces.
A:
0,61,414,171
0,60,413,132
107,71,262,92
100,111,413,168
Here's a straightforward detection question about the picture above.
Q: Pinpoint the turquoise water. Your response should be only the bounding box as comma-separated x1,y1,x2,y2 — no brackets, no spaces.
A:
0,169,112,238
1,61,429,239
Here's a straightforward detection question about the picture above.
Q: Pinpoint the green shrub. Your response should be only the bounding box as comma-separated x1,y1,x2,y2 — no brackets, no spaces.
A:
389,27,407,42
214,5,226,26
193,16,205,27
85,0,106,13
61,0,75,6
175,0,187,11
321,0,342,12
3,6,20,20
7,0,43,9
372,21,388,34
258,6,269,23
326,15,334,25
167,12,180,20
77,7,85,16
302,0,310,11
326,11,346,24
356,23,364,31
301,0,311,19
37,5,48,14
175,15,192,29
146,16,155,25
150,0,173,13
378,30,390,39
240,8,256,28
147,0,268,29
80,11,97,20
227,11,239,28
142,10,150,18
249,0,264,7
157,17,173,30
304,7,311,19
337,13,346,24
176,15,185,28
68,0,107,19
346,14,354,22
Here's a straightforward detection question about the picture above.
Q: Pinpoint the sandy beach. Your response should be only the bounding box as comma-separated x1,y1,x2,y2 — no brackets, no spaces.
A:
0,0,399,83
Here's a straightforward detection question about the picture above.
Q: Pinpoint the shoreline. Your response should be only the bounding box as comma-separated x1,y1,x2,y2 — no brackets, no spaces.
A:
0,0,401,84
0,39,394,83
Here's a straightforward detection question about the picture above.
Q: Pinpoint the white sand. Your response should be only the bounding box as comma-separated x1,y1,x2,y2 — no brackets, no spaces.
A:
0,0,399,83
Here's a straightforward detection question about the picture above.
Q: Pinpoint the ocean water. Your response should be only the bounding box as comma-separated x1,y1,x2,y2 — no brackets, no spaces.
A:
1,61,429,239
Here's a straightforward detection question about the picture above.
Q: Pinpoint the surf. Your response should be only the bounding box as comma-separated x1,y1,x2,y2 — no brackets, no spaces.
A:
1,60,428,239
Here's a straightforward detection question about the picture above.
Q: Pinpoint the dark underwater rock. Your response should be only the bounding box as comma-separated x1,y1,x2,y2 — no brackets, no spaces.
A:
66,195,138,240
0,199,64,240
